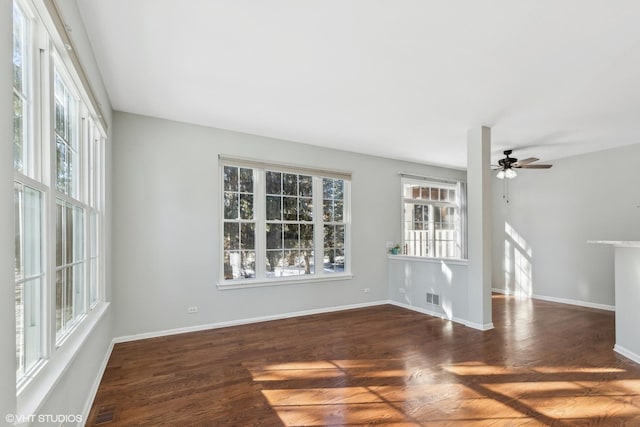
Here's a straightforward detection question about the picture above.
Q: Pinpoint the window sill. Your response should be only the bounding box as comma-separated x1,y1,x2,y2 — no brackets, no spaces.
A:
17,301,110,417
387,254,468,266
218,273,354,290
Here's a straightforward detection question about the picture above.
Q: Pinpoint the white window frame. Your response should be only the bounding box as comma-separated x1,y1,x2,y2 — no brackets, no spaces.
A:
401,177,466,260
218,157,353,289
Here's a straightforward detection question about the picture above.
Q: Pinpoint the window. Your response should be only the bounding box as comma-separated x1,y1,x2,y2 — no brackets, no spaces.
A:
221,160,351,285
402,178,465,259
12,0,106,386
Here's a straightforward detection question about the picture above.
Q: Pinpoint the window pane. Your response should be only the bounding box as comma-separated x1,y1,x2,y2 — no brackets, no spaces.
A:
284,224,299,249
56,136,66,193
224,251,255,280
24,187,42,277
239,194,253,219
241,223,255,250
323,200,333,222
56,201,63,266
266,224,283,250
224,223,240,250
239,168,253,192
223,166,238,191
299,175,312,196
300,224,314,249
73,206,84,262
15,281,24,378
13,92,24,173
55,270,63,334
223,192,238,219
265,171,281,195
324,225,334,249
266,196,281,220
283,197,297,221
64,267,73,326
299,198,312,221
90,257,99,306
73,263,85,316
241,251,256,279
14,183,23,280
65,204,73,264
283,173,297,196
335,225,345,249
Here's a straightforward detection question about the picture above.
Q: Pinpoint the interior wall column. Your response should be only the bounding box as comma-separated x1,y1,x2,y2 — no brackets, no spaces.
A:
466,126,494,330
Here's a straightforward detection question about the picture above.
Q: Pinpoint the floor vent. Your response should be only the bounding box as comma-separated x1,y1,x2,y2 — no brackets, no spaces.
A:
426,293,440,306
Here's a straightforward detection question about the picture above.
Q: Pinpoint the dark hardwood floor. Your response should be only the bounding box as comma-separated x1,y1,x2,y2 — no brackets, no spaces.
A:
87,295,640,426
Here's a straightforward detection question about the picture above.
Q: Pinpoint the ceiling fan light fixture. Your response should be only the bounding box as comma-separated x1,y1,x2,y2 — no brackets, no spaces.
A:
505,168,517,179
496,170,505,179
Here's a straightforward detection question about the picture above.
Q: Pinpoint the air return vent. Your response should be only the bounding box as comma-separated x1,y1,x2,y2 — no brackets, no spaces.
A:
426,293,440,306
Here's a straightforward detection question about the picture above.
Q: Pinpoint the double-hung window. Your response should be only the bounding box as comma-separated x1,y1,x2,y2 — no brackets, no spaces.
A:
221,158,351,286
402,178,466,259
12,0,106,388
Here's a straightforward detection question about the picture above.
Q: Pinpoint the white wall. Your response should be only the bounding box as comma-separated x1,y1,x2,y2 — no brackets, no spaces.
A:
1,0,18,418
492,143,640,307
111,111,466,338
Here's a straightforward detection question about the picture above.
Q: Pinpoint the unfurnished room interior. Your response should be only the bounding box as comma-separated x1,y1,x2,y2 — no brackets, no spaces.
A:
3,1,640,426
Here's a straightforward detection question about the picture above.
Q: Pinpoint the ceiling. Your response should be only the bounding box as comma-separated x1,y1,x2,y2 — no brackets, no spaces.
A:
76,0,640,169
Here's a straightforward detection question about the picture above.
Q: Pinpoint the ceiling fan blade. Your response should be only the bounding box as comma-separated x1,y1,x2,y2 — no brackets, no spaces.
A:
518,164,552,169
512,157,539,167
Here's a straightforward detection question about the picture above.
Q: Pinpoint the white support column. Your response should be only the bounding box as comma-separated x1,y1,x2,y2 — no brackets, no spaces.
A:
466,126,494,330
1,0,18,417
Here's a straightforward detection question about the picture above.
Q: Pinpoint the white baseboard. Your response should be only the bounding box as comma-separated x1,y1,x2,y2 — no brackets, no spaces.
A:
113,300,388,344
493,287,614,311
80,340,114,425
532,294,615,311
387,300,493,331
614,344,640,365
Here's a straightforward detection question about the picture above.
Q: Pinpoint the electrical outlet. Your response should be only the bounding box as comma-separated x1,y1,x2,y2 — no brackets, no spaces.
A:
363,288,371,293
399,288,405,294
187,306,198,314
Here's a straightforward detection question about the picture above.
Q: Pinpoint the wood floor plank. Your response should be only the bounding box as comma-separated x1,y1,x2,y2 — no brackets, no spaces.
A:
86,295,640,426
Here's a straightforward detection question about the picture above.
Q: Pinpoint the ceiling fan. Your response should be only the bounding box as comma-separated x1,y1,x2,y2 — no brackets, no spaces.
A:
494,150,552,179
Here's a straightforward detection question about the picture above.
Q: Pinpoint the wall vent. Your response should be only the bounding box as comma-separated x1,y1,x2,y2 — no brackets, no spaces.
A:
426,292,440,306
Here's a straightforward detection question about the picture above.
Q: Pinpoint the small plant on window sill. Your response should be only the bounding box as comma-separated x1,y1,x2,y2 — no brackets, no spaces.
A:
390,244,402,255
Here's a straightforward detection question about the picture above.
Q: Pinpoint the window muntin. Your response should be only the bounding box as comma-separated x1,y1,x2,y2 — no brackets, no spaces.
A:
221,162,350,284
402,180,462,259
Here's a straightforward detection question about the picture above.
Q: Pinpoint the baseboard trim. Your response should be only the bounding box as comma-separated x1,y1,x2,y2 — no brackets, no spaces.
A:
387,301,493,331
80,340,114,424
532,294,615,312
614,344,640,365
113,300,388,344
491,287,512,295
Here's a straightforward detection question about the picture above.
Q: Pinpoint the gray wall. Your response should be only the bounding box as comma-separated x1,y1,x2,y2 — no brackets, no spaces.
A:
388,258,469,324
111,111,466,338
1,0,18,418
491,142,640,307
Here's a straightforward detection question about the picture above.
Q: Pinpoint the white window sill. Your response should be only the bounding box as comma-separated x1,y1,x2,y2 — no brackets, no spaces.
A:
17,301,110,417
387,254,468,266
218,273,354,290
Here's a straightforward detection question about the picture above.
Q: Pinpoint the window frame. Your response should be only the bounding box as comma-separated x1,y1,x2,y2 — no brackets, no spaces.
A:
401,177,466,260
219,159,352,289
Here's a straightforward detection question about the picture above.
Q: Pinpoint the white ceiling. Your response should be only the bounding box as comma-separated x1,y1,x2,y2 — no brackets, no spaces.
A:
77,0,640,169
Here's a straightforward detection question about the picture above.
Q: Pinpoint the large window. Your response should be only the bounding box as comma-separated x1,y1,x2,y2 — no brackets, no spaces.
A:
221,161,351,285
12,0,106,386
402,179,465,259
